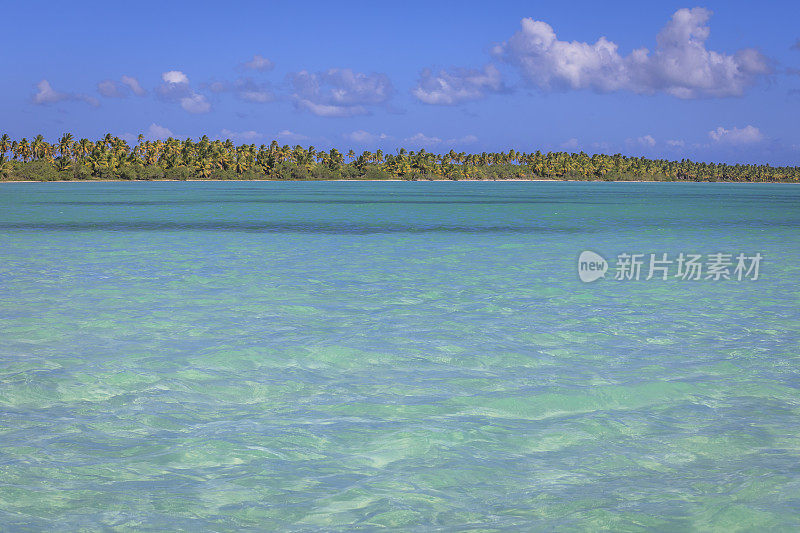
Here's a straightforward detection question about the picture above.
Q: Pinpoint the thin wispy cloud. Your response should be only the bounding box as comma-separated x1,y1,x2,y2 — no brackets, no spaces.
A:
345,130,391,143
220,129,262,142
289,69,394,117
242,54,274,71
413,64,507,105
33,80,99,107
404,133,478,147
97,75,147,98
561,138,580,150
277,130,310,142
208,78,274,103
97,80,126,98
121,76,146,96
638,135,656,147
148,123,174,139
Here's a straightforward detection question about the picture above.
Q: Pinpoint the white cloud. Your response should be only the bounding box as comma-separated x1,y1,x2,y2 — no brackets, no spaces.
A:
446,134,478,145
638,134,656,147
120,123,175,143
277,130,310,142
162,70,189,84
208,81,227,93
298,100,366,117
207,78,274,103
402,133,478,147
666,139,685,148
220,129,262,142
561,138,579,150
243,54,274,71
413,64,506,105
240,89,272,103
180,93,211,114
148,123,174,139
708,125,764,144
121,75,146,96
290,68,394,117
98,76,147,98
591,141,612,152
157,70,211,113
493,8,771,98
233,80,272,103
345,130,391,143
33,79,99,107
404,133,443,147
97,80,125,98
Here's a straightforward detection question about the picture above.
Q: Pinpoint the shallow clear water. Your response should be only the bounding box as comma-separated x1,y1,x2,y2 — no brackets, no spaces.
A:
1,181,799,530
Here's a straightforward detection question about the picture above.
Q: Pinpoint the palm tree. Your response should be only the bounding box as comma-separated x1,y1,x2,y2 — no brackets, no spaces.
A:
0,134,10,158
31,135,47,161
1,131,798,182
76,139,92,161
0,155,12,179
17,139,31,162
58,133,74,159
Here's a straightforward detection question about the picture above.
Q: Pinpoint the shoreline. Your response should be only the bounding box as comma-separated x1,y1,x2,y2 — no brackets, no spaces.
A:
1,178,797,184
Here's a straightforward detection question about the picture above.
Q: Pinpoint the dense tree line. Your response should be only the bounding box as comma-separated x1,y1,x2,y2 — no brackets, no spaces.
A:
0,133,798,182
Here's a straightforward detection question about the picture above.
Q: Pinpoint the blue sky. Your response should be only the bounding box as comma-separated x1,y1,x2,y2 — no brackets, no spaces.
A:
2,0,799,164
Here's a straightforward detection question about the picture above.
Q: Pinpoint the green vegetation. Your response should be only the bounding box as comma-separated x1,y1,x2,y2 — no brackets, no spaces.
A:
0,133,797,182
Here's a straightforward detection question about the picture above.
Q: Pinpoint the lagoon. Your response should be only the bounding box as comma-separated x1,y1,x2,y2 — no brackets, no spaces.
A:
1,181,799,530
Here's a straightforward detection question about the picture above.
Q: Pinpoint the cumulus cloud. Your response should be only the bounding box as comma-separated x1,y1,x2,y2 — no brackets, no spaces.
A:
289,68,394,117
162,70,189,84
413,64,507,105
345,130,391,143
242,54,274,71
33,79,99,107
708,125,764,144
220,129,262,142
157,70,211,114
492,8,772,98
157,71,192,99
666,139,686,147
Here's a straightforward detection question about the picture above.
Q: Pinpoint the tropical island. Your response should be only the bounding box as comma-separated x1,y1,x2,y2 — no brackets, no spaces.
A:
1,133,798,183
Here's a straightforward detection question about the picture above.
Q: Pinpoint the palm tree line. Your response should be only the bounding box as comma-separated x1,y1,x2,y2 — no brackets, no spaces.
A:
0,133,797,182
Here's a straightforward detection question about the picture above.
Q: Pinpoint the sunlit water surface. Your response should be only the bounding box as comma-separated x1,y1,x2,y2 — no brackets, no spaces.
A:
1,181,799,530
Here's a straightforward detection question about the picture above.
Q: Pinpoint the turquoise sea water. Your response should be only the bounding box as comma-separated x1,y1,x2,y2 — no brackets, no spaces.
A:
1,181,799,530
